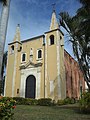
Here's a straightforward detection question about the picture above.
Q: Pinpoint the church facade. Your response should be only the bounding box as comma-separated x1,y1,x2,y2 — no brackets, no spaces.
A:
4,10,85,100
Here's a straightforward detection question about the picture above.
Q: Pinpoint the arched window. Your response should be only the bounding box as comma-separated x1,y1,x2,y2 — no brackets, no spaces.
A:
38,50,42,59
11,45,14,50
50,35,54,45
22,53,26,62
60,36,62,40
10,45,14,53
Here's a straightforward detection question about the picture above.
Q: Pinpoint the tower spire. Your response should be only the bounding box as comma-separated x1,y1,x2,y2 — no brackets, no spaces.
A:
13,24,20,42
50,4,59,30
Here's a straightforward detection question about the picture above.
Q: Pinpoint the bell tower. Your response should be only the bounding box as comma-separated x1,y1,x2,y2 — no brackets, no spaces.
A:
45,9,66,100
5,24,22,97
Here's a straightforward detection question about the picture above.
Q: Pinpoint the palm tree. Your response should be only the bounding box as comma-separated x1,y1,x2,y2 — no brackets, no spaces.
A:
1,51,7,78
0,51,7,95
0,0,7,5
0,0,11,81
59,0,90,91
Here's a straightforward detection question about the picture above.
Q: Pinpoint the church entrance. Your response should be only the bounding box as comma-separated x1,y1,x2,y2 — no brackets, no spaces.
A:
25,75,36,98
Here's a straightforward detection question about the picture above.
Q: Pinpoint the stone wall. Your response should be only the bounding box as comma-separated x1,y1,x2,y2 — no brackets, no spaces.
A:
64,50,85,99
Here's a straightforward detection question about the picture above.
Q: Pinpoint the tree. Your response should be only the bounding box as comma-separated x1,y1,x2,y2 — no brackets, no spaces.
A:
0,51,7,95
1,51,7,78
59,0,90,90
0,0,7,6
0,0,11,81
1,51,7,95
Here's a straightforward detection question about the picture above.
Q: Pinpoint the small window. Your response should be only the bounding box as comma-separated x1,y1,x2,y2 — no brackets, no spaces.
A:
11,45,14,50
18,46,22,52
38,50,42,59
50,35,54,45
19,46,22,51
37,49,42,60
11,45,14,53
22,53,26,62
17,89,19,94
60,36,62,40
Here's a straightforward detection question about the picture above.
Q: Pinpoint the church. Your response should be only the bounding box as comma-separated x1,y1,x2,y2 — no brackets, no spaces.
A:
4,10,85,101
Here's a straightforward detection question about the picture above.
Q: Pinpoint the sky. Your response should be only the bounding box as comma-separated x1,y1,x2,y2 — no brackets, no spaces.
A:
1,0,82,56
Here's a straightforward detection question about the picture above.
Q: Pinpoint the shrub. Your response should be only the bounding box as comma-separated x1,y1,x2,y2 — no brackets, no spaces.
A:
57,97,76,106
13,97,55,106
57,99,65,105
0,97,16,120
13,97,38,105
79,92,90,113
24,98,38,105
13,97,26,105
38,98,53,106
64,97,76,104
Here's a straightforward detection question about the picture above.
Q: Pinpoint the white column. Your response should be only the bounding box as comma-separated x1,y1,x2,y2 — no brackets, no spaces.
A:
12,43,18,97
36,67,41,99
56,30,61,98
45,34,47,98
20,71,26,97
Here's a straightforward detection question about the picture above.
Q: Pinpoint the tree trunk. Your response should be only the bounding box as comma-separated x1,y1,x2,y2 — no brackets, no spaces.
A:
0,0,11,80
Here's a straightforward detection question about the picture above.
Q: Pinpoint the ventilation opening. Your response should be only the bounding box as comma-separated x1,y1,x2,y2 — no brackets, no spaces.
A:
50,35,54,45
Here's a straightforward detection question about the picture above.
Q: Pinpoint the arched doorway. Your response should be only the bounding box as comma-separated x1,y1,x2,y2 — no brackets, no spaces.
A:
25,75,36,98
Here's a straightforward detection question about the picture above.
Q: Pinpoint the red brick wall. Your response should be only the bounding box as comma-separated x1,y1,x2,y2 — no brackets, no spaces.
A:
64,50,85,99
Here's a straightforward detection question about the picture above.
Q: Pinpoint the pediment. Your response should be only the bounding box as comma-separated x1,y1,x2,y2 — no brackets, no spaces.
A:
20,60,42,69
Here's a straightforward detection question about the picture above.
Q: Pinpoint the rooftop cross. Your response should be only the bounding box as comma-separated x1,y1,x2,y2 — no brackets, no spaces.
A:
52,3,56,12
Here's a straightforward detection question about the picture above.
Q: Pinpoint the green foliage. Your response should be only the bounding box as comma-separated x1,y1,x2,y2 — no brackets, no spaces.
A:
38,98,54,106
13,97,55,106
57,99,65,105
64,97,76,104
79,92,90,113
13,97,76,106
13,97,38,105
25,98,38,105
57,97,76,106
13,97,26,105
0,97,16,120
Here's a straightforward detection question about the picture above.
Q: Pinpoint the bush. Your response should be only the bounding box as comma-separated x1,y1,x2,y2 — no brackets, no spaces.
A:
13,97,26,105
57,97,76,106
24,98,38,105
0,97,16,120
13,97,38,105
57,99,65,105
64,97,76,104
13,97,55,106
79,92,90,113
38,98,53,106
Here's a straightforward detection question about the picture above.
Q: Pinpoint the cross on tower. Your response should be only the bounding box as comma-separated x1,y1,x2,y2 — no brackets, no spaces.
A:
52,3,56,11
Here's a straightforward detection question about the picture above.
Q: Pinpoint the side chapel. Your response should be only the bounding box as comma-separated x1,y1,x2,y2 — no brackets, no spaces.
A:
4,10,85,101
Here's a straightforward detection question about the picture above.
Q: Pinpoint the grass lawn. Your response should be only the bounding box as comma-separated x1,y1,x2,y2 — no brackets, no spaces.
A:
13,105,90,120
